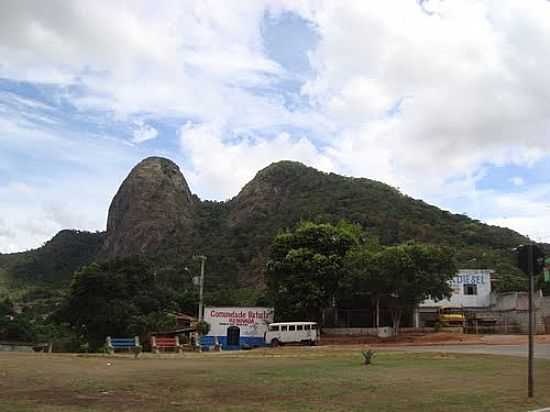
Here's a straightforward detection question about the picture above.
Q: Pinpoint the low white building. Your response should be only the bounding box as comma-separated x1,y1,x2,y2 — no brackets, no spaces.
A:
420,269,493,308
201,307,274,349
416,269,493,327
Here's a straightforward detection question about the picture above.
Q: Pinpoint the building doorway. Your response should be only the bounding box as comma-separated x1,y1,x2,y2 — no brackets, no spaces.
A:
227,326,240,346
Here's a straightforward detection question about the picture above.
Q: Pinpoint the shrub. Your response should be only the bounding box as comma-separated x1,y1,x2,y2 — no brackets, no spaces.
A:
196,320,210,336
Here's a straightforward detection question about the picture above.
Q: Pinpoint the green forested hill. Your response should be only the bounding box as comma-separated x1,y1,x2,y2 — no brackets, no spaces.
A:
0,230,104,288
200,161,529,287
0,159,536,297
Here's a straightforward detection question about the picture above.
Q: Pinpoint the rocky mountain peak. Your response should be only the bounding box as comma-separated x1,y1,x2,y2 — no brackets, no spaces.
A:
226,161,317,228
234,161,310,199
101,156,195,258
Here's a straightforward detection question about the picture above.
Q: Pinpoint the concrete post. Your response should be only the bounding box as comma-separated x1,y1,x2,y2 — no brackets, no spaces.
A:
175,336,181,353
413,307,420,328
106,336,113,355
134,336,141,358
152,336,158,354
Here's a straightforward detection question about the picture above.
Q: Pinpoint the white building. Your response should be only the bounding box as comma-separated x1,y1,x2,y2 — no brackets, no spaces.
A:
420,269,493,308
416,269,493,327
201,307,274,349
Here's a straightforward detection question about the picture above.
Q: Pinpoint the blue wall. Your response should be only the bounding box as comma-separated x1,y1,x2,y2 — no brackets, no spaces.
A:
200,335,266,350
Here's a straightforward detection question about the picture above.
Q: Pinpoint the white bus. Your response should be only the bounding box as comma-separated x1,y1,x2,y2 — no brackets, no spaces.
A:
264,322,320,347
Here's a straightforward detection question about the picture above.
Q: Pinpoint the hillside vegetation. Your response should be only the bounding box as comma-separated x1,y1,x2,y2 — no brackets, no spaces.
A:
0,159,535,299
192,161,530,292
0,230,104,288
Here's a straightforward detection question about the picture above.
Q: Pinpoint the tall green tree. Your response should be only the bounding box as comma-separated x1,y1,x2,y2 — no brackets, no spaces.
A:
266,221,361,321
340,242,387,328
376,242,456,334
55,257,182,349
0,298,37,342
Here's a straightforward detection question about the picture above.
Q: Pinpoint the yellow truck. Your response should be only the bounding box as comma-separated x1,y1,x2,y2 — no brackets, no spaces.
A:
427,306,497,331
436,305,465,327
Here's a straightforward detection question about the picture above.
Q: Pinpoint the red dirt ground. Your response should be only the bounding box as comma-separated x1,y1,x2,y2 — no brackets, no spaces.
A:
321,332,550,346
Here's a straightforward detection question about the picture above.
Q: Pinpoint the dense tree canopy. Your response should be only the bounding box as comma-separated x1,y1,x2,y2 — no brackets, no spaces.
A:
373,242,456,333
55,257,195,349
0,230,104,287
266,221,362,321
0,298,35,342
267,221,457,333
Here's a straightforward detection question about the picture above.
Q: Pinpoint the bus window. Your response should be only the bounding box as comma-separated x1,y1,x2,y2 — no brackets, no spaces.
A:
297,325,303,331
269,325,279,332
304,325,311,330
289,325,295,331
311,324,318,330
281,325,288,331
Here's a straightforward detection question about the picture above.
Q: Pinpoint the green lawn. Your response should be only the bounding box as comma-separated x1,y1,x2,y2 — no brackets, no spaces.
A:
1,348,549,411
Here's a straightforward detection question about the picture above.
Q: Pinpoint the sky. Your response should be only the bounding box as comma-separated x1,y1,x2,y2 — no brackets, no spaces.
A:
2,0,550,253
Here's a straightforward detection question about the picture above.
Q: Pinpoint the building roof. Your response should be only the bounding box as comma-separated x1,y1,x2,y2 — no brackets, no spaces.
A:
268,321,317,326
175,312,197,321
151,327,196,336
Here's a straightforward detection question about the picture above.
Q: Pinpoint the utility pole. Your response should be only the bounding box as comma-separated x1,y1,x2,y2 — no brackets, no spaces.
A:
527,244,534,398
193,255,207,322
517,243,544,398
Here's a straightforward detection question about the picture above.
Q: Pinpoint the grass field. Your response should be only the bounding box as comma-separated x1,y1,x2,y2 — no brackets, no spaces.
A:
1,347,550,412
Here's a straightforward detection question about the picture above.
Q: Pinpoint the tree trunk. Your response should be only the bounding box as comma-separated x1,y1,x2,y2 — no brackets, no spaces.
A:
375,297,380,330
391,309,402,336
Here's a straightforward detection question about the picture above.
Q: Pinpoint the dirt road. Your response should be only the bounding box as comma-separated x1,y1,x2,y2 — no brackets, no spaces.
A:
382,343,550,359
322,332,550,346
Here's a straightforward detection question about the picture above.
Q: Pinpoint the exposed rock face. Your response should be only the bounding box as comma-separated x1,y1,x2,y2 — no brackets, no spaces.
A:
101,156,195,258
224,161,318,286
228,161,305,226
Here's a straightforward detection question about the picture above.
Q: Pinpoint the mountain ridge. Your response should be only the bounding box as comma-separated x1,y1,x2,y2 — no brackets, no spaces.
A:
0,156,532,291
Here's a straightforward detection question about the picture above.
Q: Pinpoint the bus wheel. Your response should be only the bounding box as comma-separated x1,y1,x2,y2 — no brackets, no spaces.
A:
271,339,280,348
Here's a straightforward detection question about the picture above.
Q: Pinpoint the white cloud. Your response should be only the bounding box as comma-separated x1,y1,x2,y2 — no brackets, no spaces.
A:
0,188,103,253
179,121,335,200
4,1,550,186
3,1,550,250
132,121,158,143
203,0,550,240
0,110,143,252
292,0,550,196
0,0,285,125
0,218,16,240
510,177,525,187
0,171,130,253
484,183,550,242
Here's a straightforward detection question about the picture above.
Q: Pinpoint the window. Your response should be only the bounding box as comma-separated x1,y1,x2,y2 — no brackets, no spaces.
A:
311,324,318,330
297,325,303,331
304,325,311,330
289,325,295,331
281,325,288,331
464,284,477,295
269,325,279,332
